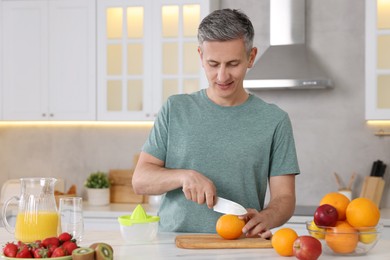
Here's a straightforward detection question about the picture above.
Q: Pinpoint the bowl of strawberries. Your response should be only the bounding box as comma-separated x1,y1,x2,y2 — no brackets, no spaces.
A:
1,232,77,259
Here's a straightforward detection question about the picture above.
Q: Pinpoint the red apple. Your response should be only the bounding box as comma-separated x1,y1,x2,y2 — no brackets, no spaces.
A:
293,235,322,260
314,204,338,227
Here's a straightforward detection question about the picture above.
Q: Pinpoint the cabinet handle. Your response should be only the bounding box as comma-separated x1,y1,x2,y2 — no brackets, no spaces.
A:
146,113,150,117
42,113,46,117
50,114,54,117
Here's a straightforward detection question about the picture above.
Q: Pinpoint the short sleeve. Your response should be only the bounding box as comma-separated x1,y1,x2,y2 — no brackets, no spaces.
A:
142,99,170,162
269,113,300,176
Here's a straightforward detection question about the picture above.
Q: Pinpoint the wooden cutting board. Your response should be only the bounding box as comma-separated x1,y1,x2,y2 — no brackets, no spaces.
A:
175,234,273,249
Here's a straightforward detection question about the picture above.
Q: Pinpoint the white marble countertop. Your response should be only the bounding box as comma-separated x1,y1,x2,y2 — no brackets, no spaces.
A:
2,204,390,259
1,228,389,260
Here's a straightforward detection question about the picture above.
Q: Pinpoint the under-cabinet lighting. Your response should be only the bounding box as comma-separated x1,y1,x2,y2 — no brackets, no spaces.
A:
0,121,154,128
366,120,390,126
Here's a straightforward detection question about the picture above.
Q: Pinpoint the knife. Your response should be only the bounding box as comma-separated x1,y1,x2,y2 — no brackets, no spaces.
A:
213,197,248,215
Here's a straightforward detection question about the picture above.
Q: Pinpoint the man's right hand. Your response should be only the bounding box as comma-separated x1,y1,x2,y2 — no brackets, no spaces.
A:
181,170,217,209
133,152,217,209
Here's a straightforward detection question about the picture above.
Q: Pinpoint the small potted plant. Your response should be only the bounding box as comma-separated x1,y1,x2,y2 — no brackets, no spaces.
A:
84,171,111,206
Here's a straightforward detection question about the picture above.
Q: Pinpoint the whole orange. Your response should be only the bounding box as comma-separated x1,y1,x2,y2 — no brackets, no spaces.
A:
271,228,298,257
319,192,350,220
216,214,245,240
346,198,380,227
325,221,358,254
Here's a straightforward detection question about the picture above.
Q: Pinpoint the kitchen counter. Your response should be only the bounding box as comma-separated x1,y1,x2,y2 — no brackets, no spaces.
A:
1,228,390,259
1,204,390,259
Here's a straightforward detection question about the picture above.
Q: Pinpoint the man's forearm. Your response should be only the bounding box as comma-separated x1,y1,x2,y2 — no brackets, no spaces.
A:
263,194,296,229
132,163,184,195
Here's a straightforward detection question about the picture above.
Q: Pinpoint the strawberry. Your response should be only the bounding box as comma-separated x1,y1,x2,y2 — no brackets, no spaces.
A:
33,247,51,258
16,241,28,250
42,237,60,248
51,247,66,257
16,245,32,258
29,240,43,250
58,232,73,243
2,242,18,257
62,241,78,255
47,244,58,255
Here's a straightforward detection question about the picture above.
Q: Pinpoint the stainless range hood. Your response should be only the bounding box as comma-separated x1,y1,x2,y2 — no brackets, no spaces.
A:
244,0,333,89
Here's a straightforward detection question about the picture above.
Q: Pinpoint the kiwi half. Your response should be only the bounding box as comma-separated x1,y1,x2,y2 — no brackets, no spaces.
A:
72,247,95,260
90,242,114,260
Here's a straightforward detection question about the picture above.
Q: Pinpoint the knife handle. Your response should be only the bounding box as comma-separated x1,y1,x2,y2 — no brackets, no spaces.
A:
370,161,378,176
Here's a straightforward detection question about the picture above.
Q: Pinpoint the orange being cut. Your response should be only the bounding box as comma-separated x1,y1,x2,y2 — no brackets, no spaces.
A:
319,192,350,220
346,197,380,227
216,214,245,240
325,221,358,254
271,228,298,257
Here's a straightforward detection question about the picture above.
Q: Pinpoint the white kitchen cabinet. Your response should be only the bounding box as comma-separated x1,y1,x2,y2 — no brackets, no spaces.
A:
1,0,96,120
97,0,153,121
97,0,218,121
365,0,390,120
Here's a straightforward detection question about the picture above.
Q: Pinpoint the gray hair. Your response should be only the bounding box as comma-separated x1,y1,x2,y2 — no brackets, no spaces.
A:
198,9,254,56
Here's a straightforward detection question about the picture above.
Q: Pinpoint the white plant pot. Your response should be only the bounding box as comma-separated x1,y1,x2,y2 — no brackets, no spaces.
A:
87,188,110,206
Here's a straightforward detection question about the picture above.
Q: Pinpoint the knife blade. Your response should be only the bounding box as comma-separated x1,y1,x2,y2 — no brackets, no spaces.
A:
213,197,247,215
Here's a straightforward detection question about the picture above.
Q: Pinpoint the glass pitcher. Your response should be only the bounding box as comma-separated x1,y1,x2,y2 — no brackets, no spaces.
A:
1,178,59,243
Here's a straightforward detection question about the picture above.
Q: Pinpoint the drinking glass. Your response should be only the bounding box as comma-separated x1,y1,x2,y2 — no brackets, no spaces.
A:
58,197,84,242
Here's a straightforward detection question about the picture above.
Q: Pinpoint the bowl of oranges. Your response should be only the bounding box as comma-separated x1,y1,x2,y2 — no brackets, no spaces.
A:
306,193,383,256
307,221,383,256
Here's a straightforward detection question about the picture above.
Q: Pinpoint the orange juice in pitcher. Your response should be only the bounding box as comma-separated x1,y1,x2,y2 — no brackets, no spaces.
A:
2,178,59,243
15,211,59,242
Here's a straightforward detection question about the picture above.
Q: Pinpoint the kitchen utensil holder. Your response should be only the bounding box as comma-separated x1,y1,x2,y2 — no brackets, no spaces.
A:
359,176,385,207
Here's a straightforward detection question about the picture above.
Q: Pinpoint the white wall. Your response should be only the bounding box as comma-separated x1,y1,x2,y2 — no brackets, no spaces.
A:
1,0,389,208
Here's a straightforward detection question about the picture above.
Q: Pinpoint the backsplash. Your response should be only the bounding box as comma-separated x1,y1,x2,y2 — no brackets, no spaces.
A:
0,125,151,199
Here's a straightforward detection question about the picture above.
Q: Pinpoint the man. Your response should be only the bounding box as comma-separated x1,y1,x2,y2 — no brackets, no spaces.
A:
132,9,300,238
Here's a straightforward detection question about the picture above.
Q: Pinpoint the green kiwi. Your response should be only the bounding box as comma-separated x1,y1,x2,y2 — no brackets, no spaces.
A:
89,242,114,260
72,247,95,260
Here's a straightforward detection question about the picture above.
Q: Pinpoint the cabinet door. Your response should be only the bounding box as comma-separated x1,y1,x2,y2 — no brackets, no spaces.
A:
2,1,49,120
2,0,96,121
366,0,390,119
97,0,153,121
152,0,211,114
49,0,96,120
97,0,218,121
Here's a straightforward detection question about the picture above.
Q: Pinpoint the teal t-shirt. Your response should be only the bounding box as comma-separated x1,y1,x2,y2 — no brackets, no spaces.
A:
142,89,300,233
